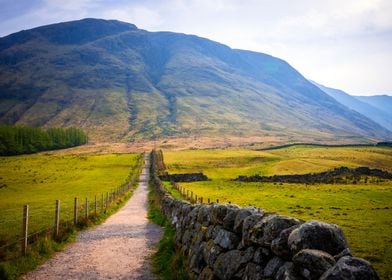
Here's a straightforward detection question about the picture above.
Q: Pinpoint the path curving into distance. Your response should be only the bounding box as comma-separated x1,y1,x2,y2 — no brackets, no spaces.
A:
24,154,163,280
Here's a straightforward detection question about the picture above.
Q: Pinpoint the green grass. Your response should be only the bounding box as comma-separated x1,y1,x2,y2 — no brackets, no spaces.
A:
148,181,188,280
1,178,141,280
163,146,392,279
0,153,141,241
164,146,392,179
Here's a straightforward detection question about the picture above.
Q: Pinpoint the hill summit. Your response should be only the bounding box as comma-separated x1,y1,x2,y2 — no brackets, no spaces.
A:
0,18,390,142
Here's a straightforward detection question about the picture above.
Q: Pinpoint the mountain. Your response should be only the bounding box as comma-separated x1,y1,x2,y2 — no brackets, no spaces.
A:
312,82,392,131
356,95,392,118
0,18,390,142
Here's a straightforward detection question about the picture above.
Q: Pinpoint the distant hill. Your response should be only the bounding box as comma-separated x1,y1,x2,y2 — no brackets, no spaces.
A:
0,18,390,142
312,82,392,131
356,95,392,118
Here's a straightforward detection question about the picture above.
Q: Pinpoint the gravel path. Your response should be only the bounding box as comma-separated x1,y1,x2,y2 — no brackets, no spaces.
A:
24,155,163,280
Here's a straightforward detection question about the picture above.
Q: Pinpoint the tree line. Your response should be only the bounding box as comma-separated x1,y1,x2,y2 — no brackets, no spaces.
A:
0,125,88,156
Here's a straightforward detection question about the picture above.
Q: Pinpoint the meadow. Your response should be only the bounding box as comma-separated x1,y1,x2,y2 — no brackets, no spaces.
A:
0,152,141,243
163,145,392,279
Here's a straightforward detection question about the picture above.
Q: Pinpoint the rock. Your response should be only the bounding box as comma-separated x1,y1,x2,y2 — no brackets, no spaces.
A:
241,214,264,246
211,204,228,225
206,225,223,240
275,262,302,280
243,263,263,280
198,267,214,280
333,248,352,261
203,240,224,267
189,206,200,224
190,245,206,274
320,256,379,280
293,249,336,279
234,207,256,233
250,215,302,247
271,225,299,260
213,248,254,280
222,205,240,231
288,220,349,256
213,228,240,250
264,256,285,278
253,247,271,266
182,229,192,246
198,204,212,226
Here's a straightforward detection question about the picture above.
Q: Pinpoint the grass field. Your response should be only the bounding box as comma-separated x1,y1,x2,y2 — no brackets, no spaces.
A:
163,146,392,279
0,153,141,243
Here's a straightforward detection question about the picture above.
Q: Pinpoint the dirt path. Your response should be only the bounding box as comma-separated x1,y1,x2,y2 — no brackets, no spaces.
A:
24,155,163,280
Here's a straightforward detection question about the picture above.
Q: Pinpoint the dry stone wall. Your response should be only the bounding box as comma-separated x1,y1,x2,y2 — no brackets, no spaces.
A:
150,152,379,280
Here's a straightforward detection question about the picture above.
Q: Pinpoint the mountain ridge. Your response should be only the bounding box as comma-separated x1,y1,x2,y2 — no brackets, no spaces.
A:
0,18,390,142
312,81,392,131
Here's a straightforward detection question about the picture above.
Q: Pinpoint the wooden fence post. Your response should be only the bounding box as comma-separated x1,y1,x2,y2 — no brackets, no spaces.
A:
74,197,78,225
22,205,29,256
200,197,203,204
55,200,60,237
101,193,104,212
216,199,219,204
208,198,210,204
106,192,109,209
94,195,97,216
85,197,88,220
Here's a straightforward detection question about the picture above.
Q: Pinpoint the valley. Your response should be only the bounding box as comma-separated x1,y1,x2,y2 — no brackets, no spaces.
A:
0,17,391,280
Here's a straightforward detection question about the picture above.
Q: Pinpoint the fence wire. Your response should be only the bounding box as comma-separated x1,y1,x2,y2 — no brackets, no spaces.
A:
0,159,143,257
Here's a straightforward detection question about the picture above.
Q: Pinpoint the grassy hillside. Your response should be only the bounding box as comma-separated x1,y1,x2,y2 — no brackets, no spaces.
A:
0,153,141,241
163,146,392,278
1,18,390,142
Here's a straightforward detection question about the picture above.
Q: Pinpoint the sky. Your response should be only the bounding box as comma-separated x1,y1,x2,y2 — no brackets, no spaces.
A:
0,0,391,96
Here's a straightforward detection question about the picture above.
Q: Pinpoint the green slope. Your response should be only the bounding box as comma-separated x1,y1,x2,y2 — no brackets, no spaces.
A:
0,18,390,142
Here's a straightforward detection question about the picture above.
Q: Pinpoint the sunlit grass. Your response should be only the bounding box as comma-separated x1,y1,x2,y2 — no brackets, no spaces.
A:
164,146,392,278
0,153,141,241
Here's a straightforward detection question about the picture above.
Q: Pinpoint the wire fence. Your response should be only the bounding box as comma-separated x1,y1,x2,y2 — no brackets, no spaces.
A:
170,182,228,205
0,157,144,257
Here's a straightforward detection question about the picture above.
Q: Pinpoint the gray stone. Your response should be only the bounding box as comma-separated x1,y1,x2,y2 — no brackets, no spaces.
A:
203,240,224,267
213,228,240,250
211,204,228,225
288,220,349,256
275,262,302,280
222,205,240,231
213,248,254,280
189,206,201,224
198,204,212,226
206,225,223,240
253,247,271,266
234,207,255,233
264,256,285,278
333,248,352,261
243,263,263,280
250,215,302,247
271,225,299,260
320,256,379,280
293,249,336,280
242,214,264,246
182,229,193,246
190,246,206,274
198,267,215,280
